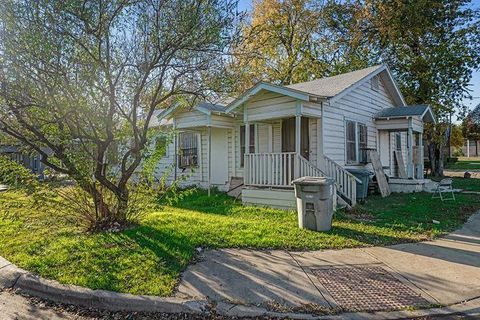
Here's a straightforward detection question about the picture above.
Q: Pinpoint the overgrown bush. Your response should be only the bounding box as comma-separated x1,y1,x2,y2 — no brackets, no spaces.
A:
0,156,40,194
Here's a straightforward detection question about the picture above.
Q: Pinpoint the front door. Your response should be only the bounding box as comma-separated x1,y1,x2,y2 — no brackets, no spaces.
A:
210,127,229,186
281,117,309,159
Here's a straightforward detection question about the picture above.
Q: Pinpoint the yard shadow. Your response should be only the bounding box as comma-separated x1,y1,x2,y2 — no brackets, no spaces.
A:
167,190,245,216
121,225,196,272
385,214,480,269
330,224,422,247
176,249,331,310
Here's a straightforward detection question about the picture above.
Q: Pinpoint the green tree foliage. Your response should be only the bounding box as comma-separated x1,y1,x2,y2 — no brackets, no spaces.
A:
356,0,480,176
0,0,239,230
463,103,480,141
229,0,366,92
0,156,39,193
450,124,465,149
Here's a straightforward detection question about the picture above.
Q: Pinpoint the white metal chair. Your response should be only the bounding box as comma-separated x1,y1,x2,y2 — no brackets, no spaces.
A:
432,178,455,201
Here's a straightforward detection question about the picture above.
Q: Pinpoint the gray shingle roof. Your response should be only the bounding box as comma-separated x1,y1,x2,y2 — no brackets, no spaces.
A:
286,65,384,97
197,97,235,113
197,102,226,112
375,105,430,118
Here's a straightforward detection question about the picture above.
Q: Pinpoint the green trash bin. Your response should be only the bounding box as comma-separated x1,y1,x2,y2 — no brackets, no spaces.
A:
346,168,371,200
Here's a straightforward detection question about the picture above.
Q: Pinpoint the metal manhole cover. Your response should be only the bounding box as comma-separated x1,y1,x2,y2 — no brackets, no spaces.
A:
312,266,429,312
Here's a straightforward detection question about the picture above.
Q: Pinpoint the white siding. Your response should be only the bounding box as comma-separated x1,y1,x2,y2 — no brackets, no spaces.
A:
153,127,232,191
245,91,298,121
323,76,397,166
272,121,282,153
175,110,208,129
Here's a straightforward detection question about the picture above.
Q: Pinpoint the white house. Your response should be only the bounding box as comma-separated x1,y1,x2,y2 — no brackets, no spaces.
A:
152,65,435,208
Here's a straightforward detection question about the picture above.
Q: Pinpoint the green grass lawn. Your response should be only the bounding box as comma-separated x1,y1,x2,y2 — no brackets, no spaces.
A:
0,189,479,297
446,158,480,170
448,177,480,192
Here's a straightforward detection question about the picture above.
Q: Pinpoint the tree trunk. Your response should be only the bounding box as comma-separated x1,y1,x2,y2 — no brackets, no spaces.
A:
428,141,444,177
75,180,130,231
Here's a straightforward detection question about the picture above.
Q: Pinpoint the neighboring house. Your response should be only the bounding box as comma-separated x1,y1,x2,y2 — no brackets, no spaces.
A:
456,139,480,157
152,65,435,208
0,145,47,178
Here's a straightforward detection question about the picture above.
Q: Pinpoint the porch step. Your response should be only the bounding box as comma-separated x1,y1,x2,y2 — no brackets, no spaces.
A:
242,187,296,210
241,187,344,211
227,177,244,199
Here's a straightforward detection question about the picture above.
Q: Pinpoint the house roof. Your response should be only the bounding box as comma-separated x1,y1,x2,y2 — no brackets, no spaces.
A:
197,102,226,113
196,97,235,113
375,105,436,123
225,82,324,113
286,65,384,97
225,64,406,112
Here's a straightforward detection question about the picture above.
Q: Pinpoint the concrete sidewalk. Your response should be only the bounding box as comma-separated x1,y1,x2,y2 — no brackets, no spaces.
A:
176,213,480,313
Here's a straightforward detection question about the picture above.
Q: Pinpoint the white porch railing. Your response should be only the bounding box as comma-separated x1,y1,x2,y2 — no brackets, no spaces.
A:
323,155,360,207
244,152,359,207
244,152,297,187
244,152,326,186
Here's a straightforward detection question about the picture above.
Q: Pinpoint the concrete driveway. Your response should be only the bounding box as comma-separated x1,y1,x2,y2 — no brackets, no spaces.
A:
176,213,480,313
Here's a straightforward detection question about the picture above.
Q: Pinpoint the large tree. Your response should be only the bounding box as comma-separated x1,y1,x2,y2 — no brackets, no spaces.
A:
229,0,332,92
228,0,383,93
328,0,480,176
0,0,238,229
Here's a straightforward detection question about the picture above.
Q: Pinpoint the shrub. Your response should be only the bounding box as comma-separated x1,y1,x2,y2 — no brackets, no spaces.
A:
0,156,40,194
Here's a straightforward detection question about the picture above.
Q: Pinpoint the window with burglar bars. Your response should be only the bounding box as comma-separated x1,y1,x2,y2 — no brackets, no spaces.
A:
346,120,368,164
178,132,198,168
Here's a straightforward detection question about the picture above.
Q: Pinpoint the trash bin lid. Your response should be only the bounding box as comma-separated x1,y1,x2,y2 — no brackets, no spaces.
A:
292,176,334,185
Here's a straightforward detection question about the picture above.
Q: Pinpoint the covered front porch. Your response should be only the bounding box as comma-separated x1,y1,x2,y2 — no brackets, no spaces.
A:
241,112,359,207
375,105,436,191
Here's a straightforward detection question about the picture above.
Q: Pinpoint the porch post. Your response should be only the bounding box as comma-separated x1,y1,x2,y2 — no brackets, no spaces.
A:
245,120,250,184
295,114,301,178
418,132,424,179
318,102,326,170
207,126,212,196
173,119,177,181
407,118,414,179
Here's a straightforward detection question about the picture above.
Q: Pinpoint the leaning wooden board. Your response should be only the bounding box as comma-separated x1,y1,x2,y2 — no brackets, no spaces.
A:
369,150,391,197
394,150,407,179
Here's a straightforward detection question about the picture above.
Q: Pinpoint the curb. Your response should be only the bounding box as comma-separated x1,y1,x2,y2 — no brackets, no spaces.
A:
0,259,206,314
1,256,480,319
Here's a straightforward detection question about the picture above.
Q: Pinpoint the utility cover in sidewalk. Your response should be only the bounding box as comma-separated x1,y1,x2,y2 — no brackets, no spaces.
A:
312,266,429,312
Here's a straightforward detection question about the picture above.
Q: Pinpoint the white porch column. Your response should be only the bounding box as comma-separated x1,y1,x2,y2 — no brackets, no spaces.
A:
295,115,301,178
418,132,424,179
173,119,177,181
407,118,414,178
245,121,250,155
317,102,325,170
207,125,212,196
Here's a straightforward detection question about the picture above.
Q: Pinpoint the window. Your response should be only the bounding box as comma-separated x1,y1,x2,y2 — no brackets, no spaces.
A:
346,120,368,164
346,121,356,164
178,132,198,168
371,75,379,91
240,124,255,167
358,124,367,163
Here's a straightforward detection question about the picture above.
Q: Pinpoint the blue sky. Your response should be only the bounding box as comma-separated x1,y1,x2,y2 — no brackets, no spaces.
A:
236,0,480,115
